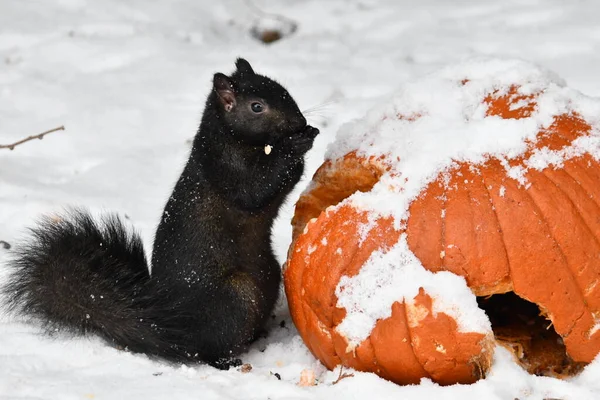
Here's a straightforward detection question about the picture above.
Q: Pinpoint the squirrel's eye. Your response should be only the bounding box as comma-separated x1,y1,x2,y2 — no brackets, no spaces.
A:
250,102,264,113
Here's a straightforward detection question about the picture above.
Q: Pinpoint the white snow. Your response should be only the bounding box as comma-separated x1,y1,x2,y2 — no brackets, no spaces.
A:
2,0,600,399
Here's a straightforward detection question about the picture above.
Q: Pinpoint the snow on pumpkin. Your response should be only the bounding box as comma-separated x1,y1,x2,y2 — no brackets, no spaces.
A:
284,58,600,386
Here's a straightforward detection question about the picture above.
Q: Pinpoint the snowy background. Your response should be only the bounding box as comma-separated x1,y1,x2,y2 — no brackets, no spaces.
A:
2,0,600,399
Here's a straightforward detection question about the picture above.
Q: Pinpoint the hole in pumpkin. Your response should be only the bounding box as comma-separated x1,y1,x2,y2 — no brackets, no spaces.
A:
477,292,586,377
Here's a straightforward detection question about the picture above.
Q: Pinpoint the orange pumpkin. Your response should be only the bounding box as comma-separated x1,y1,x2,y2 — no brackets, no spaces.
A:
284,60,600,385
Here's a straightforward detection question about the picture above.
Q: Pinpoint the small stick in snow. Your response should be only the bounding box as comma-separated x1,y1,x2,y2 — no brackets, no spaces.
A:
332,366,354,385
0,125,65,150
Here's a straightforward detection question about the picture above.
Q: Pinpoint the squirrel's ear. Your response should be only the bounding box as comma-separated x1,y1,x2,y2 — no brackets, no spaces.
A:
213,73,236,112
235,58,255,75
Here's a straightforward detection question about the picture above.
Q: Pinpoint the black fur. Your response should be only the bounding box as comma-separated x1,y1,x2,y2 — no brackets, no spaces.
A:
3,59,319,368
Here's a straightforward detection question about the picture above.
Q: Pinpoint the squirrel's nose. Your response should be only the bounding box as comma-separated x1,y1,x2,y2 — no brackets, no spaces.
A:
291,114,307,131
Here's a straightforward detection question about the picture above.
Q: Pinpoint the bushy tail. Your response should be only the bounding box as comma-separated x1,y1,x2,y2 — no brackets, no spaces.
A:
2,210,189,361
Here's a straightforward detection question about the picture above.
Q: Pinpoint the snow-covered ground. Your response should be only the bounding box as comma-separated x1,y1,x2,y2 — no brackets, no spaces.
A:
2,0,600,399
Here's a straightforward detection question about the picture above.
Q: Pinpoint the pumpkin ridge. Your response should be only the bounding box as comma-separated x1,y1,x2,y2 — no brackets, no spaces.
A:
316,216,340,327
469,167,512,293
439,177,473,280
320,233,343,327
300,295,333,332
401,297,432,379
551,161,600,213
519,173,590,334
293,248,316,361
368,303,424,382
523,172,589,282
456,165,487,281
407,180,446,272
300,296,341,367
541,167,600,260
562,159,600,213
463,169,480,279
480,172,514,290
297,239,315,337
293,219,341,365
440,183,448,273
303,208,348,330
365,333,392,379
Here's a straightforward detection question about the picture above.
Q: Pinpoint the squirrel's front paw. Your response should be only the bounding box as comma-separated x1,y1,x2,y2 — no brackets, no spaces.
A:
301,125,320,140
288,125,320,154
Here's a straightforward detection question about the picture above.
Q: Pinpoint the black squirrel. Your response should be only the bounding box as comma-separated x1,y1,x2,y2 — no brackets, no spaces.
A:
3,58,319,369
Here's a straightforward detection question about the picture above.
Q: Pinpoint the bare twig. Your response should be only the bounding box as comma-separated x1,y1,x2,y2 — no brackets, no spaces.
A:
0,125,65,150
332,366,354,385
